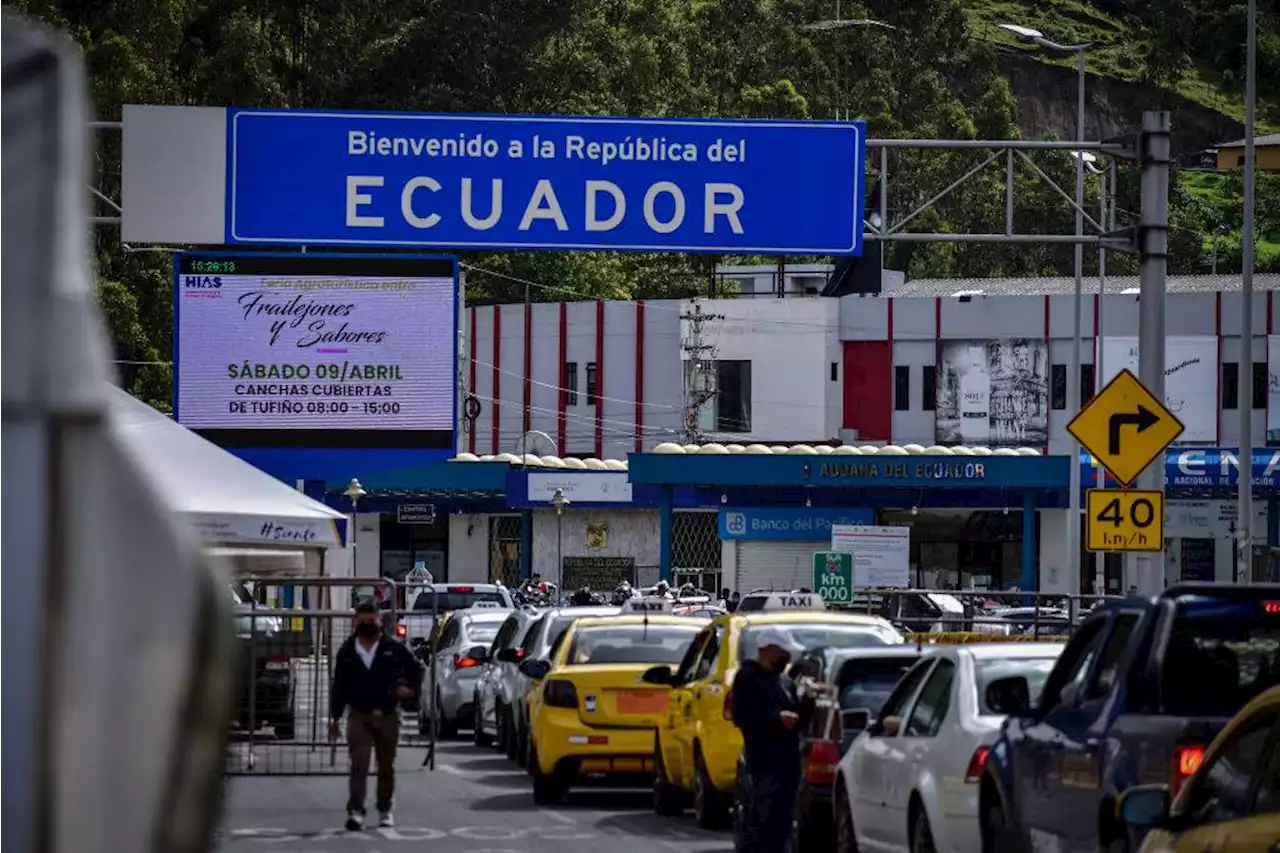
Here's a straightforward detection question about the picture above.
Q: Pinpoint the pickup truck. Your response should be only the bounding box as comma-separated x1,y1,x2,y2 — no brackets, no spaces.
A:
978,583,1280,853
400,583,514,653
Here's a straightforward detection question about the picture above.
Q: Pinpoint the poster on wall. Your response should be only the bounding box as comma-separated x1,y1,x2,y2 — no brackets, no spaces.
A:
935,339,1048,447
175,253,457,446
1099,337,1217,444
1269,335,1280,443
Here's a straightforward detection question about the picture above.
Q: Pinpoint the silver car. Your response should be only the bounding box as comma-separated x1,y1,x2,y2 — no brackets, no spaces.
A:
472,606,544,749
504,605,620,766
422,607,512,738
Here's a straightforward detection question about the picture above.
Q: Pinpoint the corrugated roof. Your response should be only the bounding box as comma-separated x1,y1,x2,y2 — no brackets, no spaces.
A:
887,273,1280,298
1214,133,1280,149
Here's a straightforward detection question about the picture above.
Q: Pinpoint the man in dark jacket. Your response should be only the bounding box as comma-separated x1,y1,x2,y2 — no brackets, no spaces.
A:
731,627,807,853
330,601,424,831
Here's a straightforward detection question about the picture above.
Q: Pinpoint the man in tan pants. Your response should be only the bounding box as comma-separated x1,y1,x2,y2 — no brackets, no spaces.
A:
330,601,423,831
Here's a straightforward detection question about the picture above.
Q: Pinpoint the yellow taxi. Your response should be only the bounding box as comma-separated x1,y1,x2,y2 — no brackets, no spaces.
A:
643,591,905,828
522,599,710,804
1119,685,1280,853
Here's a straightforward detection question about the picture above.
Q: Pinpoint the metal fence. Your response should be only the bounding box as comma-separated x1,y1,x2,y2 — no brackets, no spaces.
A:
827,588,1122,640
226,577,435,776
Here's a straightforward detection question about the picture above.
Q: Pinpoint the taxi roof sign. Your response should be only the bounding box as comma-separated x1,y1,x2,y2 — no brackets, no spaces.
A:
622,597,673,614
760,592,827,611
470,601,503,609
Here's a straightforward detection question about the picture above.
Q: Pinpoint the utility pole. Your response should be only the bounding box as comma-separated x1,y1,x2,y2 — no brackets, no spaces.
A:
680,302,723,444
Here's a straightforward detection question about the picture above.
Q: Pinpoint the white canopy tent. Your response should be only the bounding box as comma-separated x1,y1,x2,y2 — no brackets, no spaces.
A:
108,386,348,553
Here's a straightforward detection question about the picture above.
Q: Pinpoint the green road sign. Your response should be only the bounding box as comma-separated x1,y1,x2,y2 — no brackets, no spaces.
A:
813,552,854,604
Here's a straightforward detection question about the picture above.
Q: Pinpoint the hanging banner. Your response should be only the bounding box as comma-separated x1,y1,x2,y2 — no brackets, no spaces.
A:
1099,336,1217,444
935,339,1049,447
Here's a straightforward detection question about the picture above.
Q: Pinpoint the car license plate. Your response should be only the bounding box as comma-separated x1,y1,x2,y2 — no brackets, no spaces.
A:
616,690,666,715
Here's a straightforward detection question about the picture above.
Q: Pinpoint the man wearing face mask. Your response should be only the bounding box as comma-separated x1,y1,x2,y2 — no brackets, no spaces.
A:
731,627,808,853
330,600,424,831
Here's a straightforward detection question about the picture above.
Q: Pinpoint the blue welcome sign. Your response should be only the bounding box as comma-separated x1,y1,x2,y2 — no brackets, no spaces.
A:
718,507,875,541
227,110,866,255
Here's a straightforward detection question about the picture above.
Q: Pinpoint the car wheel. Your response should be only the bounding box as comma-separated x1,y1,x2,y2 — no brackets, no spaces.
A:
982,800,1020,853
437,693,459,739
505,712,521,762
653,736,684,816
530,747,565,805
835,783,860,853
692,746,728,829
494,703,508,752
911,806,937,853
473,699,493,747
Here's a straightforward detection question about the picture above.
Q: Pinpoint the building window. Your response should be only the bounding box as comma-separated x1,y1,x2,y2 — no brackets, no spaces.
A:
1051,364,1067,410
831,362,839,382
585,362,598,406
715,360,752,432
564,362,578,406
688,360,753,433
922,365,937,411
1081,364,1096,403
894,365,911,411
1253,362,1267,410
1222,362,1239,410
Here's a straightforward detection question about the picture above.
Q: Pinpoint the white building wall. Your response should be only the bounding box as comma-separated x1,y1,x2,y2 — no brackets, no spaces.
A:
530,509,660,582
352,512,381,577
448,513,495,583
682,297,843,443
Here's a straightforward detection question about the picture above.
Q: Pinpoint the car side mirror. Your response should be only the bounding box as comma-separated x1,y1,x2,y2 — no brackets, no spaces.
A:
519,659,551,680
1118,784,1171,831
878,715,902,737
641,664,674,685
986,675,1033,716
496,648,519,663
467,645,489,663
840,708,871,734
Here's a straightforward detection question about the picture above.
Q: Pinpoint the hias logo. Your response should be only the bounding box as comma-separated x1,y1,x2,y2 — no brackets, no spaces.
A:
184,275,222,289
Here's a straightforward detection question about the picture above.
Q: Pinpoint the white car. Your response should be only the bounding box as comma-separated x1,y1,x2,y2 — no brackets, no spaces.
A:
422,607,512,738
834,643,1063,853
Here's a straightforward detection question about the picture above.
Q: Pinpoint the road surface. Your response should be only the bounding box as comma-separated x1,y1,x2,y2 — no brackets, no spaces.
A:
216,738,733,853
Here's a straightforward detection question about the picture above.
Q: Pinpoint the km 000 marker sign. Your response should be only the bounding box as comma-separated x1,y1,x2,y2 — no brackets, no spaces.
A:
1086,489,1164,553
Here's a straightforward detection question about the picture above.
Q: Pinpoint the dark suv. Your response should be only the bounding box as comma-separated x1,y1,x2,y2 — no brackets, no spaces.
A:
231,583,297,740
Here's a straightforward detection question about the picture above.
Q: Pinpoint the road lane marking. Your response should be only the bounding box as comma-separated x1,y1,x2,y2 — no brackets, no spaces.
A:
544,810,575,825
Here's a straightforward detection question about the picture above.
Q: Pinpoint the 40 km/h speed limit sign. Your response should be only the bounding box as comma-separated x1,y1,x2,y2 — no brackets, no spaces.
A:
1086,489,1165,552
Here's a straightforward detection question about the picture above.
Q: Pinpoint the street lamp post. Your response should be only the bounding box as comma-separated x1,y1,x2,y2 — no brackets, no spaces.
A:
1001,23,1092,596
551,488,570,596
1238,0,1257,583
344,478,367,578
800,13,896,121
1075,151,1113,594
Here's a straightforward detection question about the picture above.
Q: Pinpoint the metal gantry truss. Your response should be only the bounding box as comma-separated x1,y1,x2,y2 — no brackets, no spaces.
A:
87,122,1139,252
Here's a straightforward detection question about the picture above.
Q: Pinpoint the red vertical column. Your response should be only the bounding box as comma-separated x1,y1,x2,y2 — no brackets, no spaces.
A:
634,300,646,452
468,308,477,454
491,304,501,455
523,302,532,433
557,303,567,453
595,300,605,459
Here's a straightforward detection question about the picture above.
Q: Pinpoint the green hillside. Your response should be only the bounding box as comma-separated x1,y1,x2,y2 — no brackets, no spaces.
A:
966,0,1279,128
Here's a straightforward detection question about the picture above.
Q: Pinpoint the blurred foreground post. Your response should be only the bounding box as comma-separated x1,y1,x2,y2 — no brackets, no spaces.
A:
2,13,233,853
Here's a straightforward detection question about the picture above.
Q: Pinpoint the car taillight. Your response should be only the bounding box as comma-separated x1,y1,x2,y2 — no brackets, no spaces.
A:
723,689,734,721
454,654,479,669
452,586,475,593
543,679,579,709
805,740,841,786
514,648,526,659
965,746,991,783
1172,744,1205,796
396,624,407,638
264,655,290,671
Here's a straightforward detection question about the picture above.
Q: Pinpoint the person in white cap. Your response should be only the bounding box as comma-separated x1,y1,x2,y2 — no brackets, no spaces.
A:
731,626,810,853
